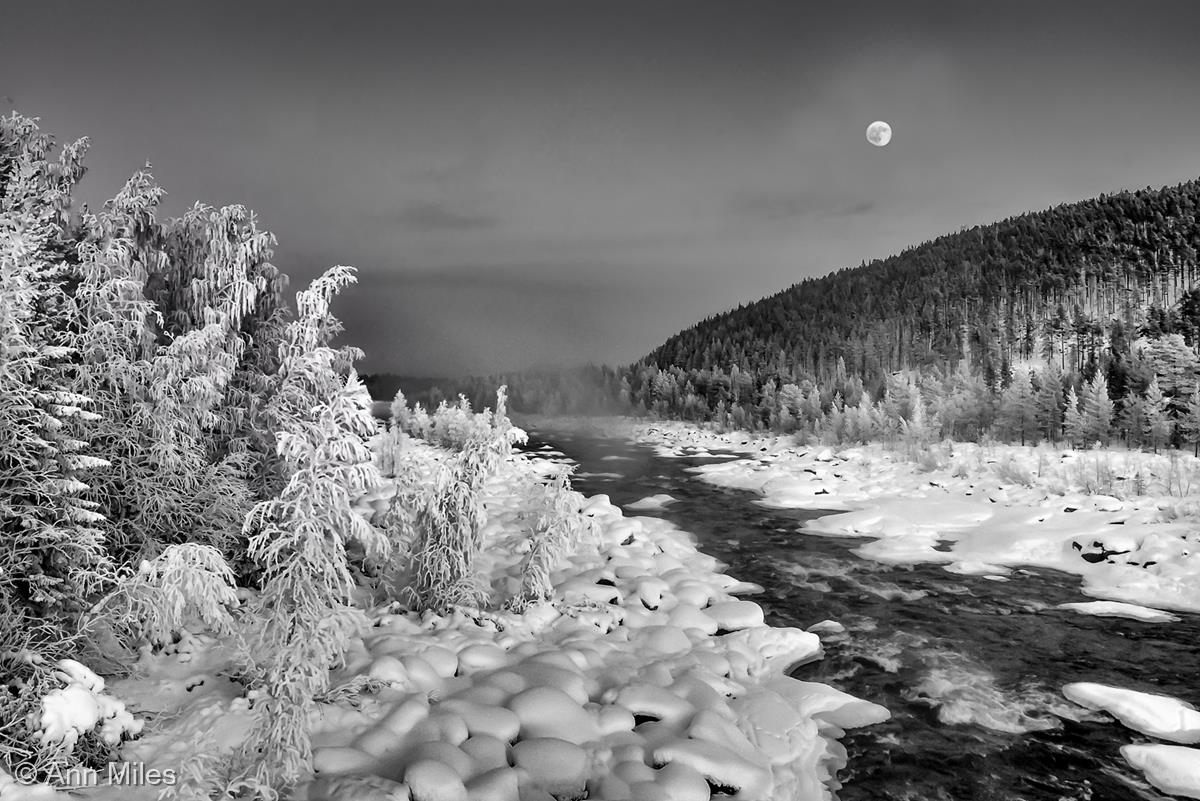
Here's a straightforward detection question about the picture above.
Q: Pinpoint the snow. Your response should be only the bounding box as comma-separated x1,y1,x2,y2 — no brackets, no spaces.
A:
1056,600,1180,622
1063,682,1200,743
626,493,678,511
1121,744,1200,799
623,421,1200,613
36,659,143,754
23,424,894,800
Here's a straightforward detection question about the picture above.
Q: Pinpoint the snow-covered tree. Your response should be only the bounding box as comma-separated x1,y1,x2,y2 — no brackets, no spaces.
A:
1063,386,1085,447
66,172,254,565
1034,364,1065,442
0,114,109,619
237,266,388,791
1117,390,1148,448
1143,377,1172,453
995,368,1037,444
1180,389,1200,457
1136,334,1200,403
1079,372,1113,446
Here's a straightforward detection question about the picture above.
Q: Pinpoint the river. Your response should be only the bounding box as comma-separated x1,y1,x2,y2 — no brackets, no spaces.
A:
518,422,1200,801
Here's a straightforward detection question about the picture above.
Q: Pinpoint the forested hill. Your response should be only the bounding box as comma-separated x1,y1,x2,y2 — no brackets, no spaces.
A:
642,178,1200,390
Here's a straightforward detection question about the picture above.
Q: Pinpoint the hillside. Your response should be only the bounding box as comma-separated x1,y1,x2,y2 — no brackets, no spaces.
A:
640,179,1200,390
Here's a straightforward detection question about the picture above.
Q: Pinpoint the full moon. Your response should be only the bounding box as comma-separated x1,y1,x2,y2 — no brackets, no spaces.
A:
866,120,892,147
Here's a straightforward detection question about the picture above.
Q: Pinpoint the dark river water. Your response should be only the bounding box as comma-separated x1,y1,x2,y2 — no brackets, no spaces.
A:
517,421,1200,801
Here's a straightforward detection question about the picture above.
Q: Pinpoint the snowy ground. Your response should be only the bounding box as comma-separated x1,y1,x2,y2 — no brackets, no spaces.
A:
5,432,890,800
612,419,1200,799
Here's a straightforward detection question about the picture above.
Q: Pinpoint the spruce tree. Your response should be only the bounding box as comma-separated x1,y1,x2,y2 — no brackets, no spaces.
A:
1064,386,1085,447
0,114,109,620
1035,364,1066,442
1181,389,1200,457
996,368,1037,444
1080,372,1114,446
1143,377,1172,453
1118,390,1148,448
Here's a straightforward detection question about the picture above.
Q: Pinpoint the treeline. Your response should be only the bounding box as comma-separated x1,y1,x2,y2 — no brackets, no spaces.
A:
362,365,626,417
625,337,1200,453
640,177,1200,391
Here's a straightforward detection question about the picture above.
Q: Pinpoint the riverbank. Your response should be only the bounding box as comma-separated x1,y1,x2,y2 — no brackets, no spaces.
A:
599,419,1200,616
14,431,888,801
595,418,1200,799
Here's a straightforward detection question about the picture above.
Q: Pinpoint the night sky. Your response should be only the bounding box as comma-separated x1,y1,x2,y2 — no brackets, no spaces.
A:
5,1,1200,376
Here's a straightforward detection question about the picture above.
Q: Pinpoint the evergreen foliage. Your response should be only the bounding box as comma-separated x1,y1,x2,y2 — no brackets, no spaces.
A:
0,113,430,792
236,268,388,790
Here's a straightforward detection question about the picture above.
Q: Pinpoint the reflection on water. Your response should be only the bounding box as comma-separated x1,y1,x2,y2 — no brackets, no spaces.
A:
520,423,1200,801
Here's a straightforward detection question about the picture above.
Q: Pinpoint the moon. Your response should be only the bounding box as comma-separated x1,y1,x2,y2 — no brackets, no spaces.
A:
866,120,892,147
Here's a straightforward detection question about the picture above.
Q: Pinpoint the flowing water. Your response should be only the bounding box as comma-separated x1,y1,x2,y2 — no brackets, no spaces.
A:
518,422,1200,801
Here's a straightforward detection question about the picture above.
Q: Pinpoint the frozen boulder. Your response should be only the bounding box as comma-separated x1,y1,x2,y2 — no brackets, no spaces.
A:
507,687,599,744
511,738,589,799
1122,744,1200,799
1063,683,1200,743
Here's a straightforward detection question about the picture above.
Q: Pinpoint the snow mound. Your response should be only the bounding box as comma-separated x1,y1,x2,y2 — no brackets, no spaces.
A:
626,493,678,511
1122,744,1200,799
1063,683,1200,743
37,659,143,753
1056,600,1180,623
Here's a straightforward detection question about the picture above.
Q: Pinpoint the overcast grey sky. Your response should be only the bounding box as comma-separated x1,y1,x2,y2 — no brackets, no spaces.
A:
5,1,1200,376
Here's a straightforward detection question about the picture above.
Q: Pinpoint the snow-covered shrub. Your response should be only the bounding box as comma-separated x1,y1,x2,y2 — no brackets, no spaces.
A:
236,267,389,793
993,455,1034,487
84,543,239,656
510,465,592,609
376,388,410,477
406,445,493,611
33,659,142,759
407,387,526,612
371,445,440,601
912,442,951,473
1070,452,1117,496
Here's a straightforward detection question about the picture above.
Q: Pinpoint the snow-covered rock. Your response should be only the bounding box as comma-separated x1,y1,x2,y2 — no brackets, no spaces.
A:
1063,683,1200,743
1122,744,1200,799
1056,600,1180,623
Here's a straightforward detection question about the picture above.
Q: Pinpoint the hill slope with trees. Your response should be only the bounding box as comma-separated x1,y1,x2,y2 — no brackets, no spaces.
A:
614,178,1200,449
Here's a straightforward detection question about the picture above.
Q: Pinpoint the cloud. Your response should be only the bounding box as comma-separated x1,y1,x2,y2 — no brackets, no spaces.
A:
730,193,877,222
730,192,821,222
360,261,633,294
833,200,876,217
393,201,499,231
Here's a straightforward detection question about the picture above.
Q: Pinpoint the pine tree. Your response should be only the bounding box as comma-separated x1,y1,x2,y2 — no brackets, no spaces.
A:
1064,386,1085,447
1118,390,1148,448
1035,364,1066,442
1143,377,1172,453
1180,389,1200,457
996,368,1037,444
1079,372,1114,446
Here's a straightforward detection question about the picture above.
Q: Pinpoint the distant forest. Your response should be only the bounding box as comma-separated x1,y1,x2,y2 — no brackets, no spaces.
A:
370,178,1200,451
